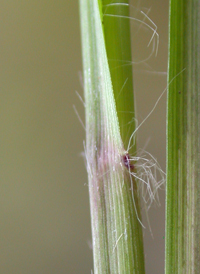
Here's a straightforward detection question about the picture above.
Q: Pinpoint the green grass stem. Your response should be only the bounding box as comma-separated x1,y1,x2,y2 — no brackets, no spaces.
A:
79,0,145,273
166,0,200,273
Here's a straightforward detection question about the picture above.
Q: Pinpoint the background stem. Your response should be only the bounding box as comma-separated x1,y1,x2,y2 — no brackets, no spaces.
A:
166,0,200,273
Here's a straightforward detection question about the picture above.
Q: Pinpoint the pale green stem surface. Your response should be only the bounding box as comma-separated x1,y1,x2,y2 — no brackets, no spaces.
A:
166,0,200,273
79,0,145,273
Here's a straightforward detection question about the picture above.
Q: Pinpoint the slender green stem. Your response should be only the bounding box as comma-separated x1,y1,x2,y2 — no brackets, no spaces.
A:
102,0,136,153
79,0,145,273
166,0,200,273
102,0,145,270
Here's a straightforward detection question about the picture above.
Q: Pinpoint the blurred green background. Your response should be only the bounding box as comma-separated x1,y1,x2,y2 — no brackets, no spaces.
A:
0,0,168,273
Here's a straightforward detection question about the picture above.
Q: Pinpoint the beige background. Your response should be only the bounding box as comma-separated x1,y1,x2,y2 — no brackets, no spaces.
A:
0,0,168,273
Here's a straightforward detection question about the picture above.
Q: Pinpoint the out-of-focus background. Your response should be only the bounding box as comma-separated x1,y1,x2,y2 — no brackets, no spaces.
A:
0,0,168,273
